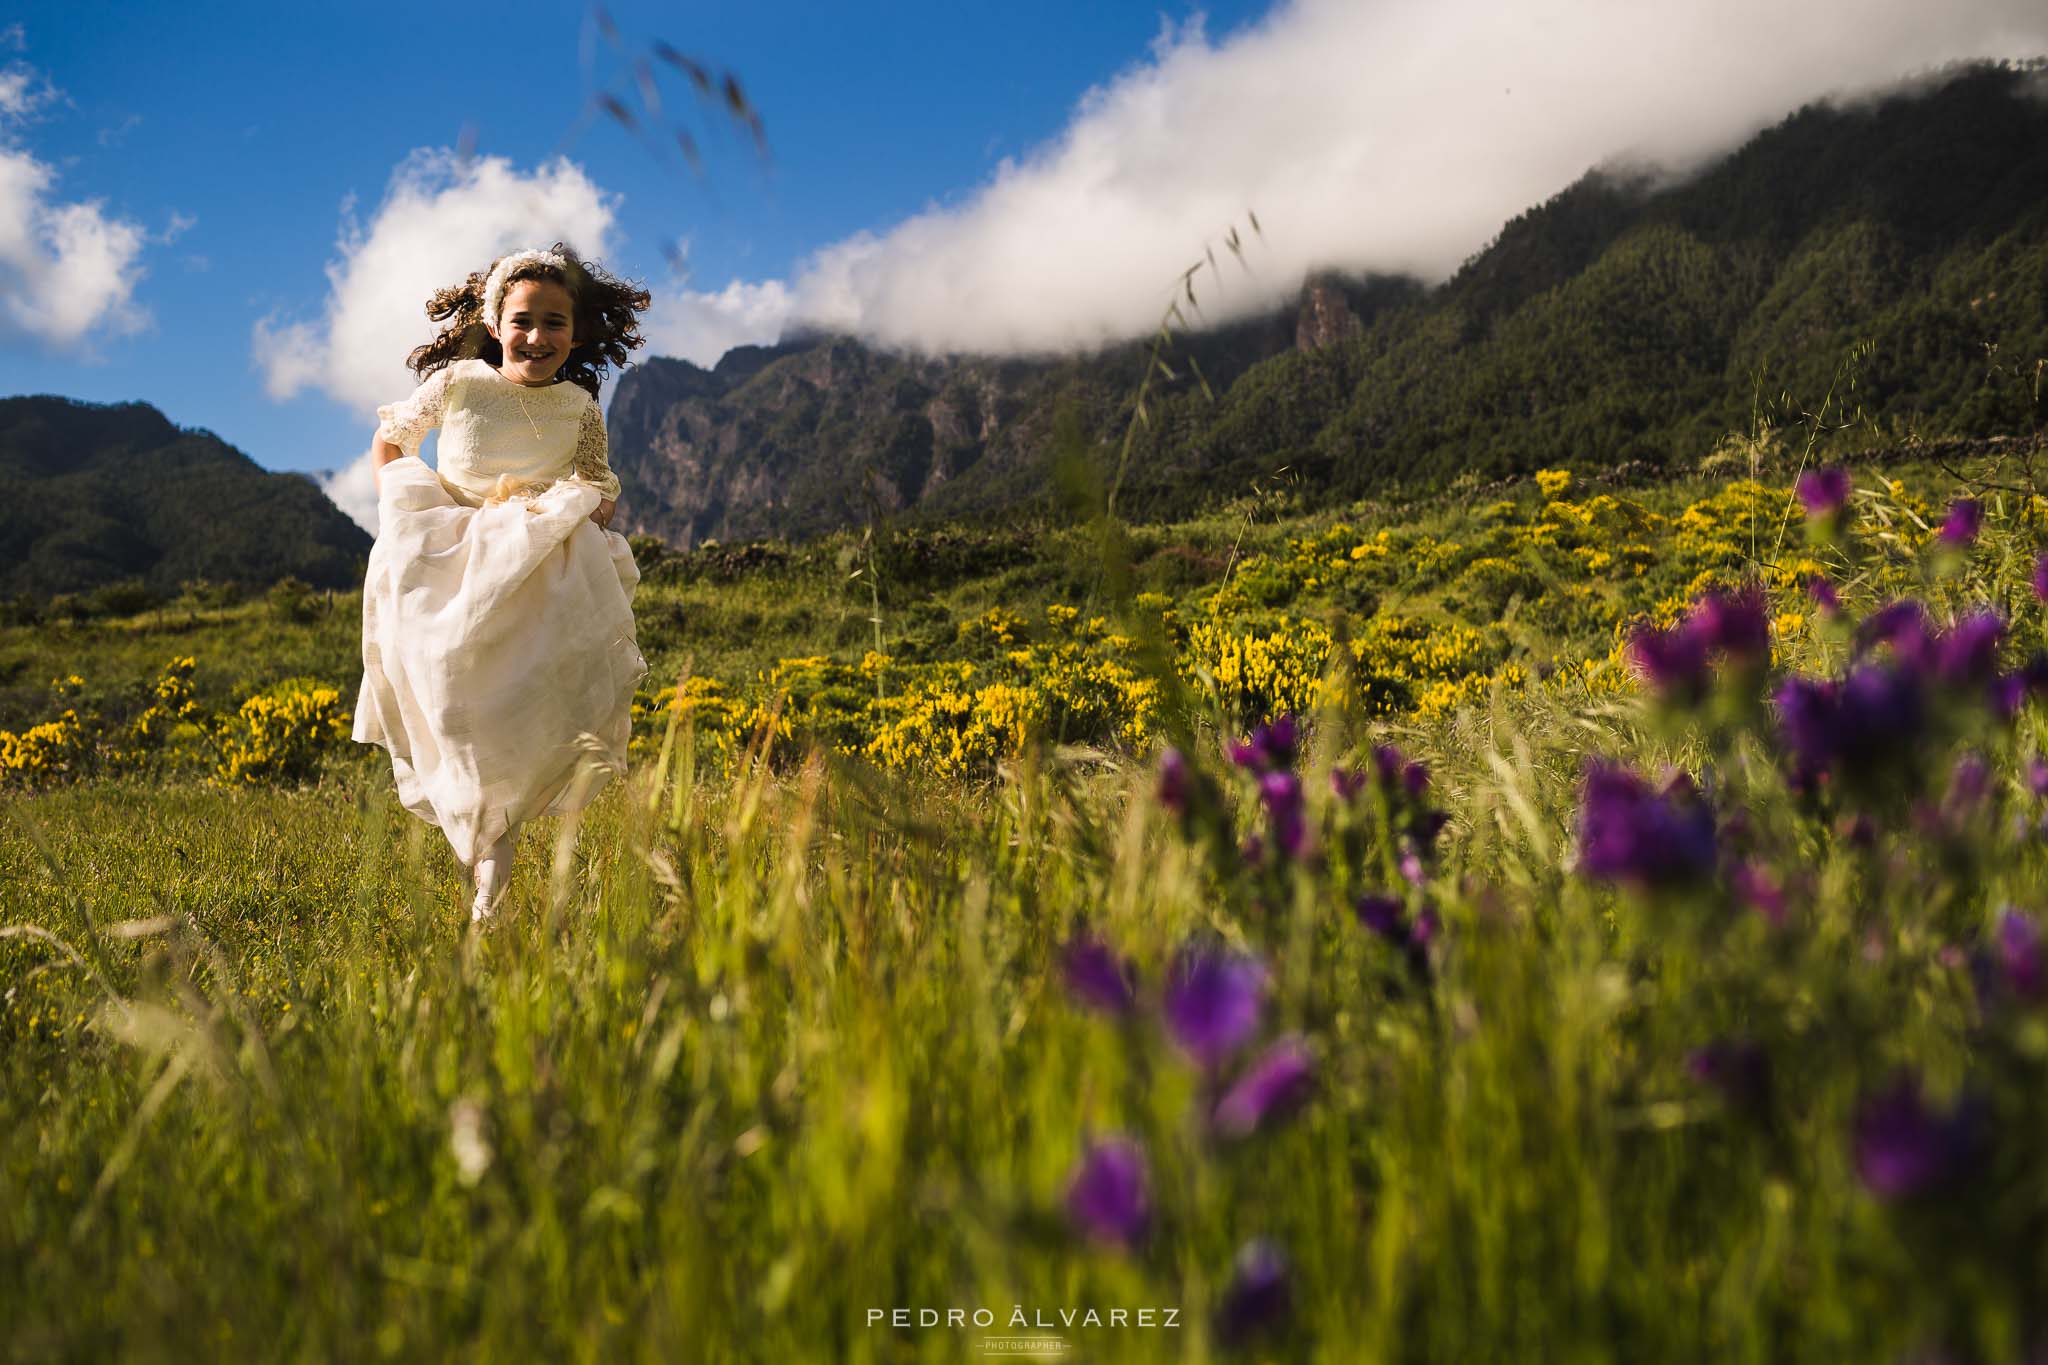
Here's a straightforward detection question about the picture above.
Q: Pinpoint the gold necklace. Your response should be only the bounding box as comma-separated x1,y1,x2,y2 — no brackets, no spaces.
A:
507,373,546,442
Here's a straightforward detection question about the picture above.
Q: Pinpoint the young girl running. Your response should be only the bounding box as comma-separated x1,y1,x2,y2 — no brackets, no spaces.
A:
353,243,652,923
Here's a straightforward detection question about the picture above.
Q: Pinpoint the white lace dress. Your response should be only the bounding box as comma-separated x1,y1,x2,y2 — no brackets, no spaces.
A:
351,358,648,866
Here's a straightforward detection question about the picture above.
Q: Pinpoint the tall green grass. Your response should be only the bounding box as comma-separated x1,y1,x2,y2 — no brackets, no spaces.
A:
7,592,2047,1361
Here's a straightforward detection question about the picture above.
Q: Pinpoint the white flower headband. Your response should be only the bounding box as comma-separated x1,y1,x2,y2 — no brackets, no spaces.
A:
482,248,571,329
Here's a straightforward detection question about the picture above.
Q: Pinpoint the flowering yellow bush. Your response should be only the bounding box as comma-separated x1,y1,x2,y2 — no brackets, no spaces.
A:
1411,664,1529,721
630,675,745,756
1184,618,1334,723
0,708,92,786
864,682,982,775
958,606,1028,650
864,645,1158,776
129,657,203,746
212,678,351,786
12,472,1988,790
1355,615,1498,680
1,658,363,789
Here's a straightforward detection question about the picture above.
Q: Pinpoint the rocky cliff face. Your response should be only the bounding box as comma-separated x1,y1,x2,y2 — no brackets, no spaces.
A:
1294,272,1367,351
604,278,1364,548
606,341,1041,548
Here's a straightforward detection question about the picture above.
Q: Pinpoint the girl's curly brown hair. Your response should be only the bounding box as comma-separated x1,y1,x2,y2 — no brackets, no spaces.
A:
405,243,652,400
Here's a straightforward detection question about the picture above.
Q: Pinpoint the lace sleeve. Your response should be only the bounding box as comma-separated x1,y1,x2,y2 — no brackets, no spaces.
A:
373,365,454,456
573,397,622,500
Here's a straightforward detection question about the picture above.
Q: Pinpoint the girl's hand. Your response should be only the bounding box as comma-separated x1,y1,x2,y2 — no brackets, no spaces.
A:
590,497,617,531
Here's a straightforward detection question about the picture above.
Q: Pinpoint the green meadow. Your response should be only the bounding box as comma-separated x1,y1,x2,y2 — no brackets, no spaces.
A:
7,447,2048,1362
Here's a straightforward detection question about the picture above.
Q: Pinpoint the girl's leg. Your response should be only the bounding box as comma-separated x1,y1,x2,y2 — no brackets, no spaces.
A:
471,824,519,922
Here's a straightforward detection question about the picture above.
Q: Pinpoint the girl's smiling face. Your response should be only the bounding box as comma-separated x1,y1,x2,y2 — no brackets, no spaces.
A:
489,277,577,385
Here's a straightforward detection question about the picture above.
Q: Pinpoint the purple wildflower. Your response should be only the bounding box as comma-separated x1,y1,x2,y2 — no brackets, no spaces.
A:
2029,757,2048,799
1060,933,1135,1016
1373,744,1432,798
1355,893,1440,981
1807,575,1842,615
1773,676,1836,778
2035,553,2048,604
1992,671,2030,719
1692,585,1771,663
1065,1136,1150,1248
1575,761,1717,889
1231,716,1299,773
1258,770,1307,860
1729,861,1789,926
1687,1038,1772,1114
1629,586,1770,703
1409,808,1451,860
1163,946,1267,1069
1773,664,1925,793
1934,611,2004,688
1858,599,1938,674
1853,1074,1981,1200
1947,753,1991,812
1994,656,2048,717
1996,909,2044,1002
1628,619,1712,703
1213,1036,1316,1138
1938,498,1982,549
1842,663,1927,744
1797,466,1852,517
1336,745,1448,870
1356,894,1405,940
1157,747,1191,815
1216,1240,1292,1345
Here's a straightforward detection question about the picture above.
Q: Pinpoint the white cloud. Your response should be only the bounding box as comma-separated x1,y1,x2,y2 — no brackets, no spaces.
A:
296,0,2048,522
323,445,383,534
0,54,149,353
264,150,620,521
706,0,2048,358
96,111,141,148
0,61,55,122
640,273,793,366
260,149,619,409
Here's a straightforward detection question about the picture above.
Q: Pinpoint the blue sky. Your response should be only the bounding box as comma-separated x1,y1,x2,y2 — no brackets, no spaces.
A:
2,1,1268,476
4,0,2044,530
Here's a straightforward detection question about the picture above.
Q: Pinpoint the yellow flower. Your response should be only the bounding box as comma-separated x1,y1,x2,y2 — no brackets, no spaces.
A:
211,678,350,786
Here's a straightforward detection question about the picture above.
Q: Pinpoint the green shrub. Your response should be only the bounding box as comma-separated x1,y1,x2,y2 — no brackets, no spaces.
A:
266,576,322,624
86,579,161,618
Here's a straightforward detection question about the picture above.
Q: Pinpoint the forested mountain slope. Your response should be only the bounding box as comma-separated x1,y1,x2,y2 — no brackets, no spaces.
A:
608,60,2047,546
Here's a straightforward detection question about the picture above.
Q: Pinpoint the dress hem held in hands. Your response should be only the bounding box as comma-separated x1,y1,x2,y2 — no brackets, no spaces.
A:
352,454,647,867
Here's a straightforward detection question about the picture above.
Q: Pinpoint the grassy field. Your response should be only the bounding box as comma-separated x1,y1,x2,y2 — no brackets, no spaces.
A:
3,451,2001,757
7,451,2048,1361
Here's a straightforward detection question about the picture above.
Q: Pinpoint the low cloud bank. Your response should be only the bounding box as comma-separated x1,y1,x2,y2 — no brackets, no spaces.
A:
664,0,2048,361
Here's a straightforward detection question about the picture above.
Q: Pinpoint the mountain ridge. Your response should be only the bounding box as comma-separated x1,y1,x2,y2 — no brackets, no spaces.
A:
0,394,373,597
606,59,2048,547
